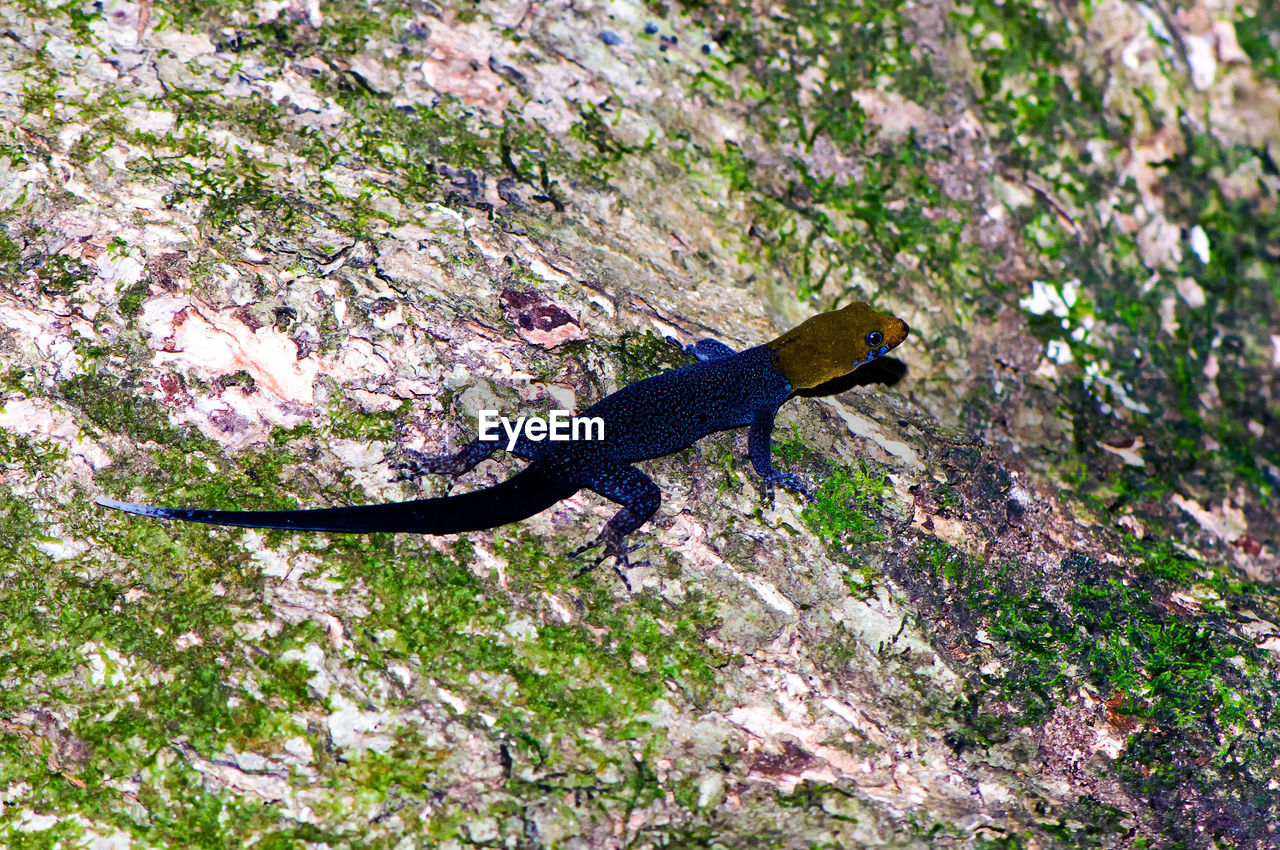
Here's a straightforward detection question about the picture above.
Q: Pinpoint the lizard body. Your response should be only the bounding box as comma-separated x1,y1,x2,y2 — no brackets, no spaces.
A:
99,302,909,564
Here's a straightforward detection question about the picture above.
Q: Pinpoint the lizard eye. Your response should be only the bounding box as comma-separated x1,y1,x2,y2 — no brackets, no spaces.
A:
864,331,884,348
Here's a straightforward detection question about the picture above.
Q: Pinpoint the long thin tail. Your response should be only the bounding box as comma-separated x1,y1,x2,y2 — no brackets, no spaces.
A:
96,462,580,535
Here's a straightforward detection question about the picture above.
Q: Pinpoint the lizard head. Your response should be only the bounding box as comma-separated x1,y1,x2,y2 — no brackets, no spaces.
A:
766,302,910,390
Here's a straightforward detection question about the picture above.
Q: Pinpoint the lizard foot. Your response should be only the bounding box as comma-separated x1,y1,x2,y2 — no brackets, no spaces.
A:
763,472,815,508
569,531,646,591
389,449,468,481
664,334,694,357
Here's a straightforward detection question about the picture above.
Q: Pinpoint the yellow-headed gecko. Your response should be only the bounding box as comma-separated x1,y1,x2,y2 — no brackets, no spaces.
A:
99,302,909,567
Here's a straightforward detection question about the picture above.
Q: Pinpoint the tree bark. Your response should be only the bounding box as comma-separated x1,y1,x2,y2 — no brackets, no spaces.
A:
0,0,1277,847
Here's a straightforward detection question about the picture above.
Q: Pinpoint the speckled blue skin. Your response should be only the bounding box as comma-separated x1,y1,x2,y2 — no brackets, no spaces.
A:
98,300,911,569
96,340,804,562
582,343,792,468
484,342,801,555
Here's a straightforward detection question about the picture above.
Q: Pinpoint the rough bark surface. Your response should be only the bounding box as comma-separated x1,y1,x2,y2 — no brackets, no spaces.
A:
1,0,1278,847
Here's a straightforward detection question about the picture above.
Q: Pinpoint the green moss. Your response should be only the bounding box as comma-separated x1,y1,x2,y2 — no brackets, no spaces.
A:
925,536,1280,842
67,130,108,166
960,1,1100,148
1040,796,1131,847
121,448,300,514
1126,538,1199,585
3,558,291,831
321,527,725,754
124,765,342,847
115,280,151,317
612,330,687,386
34,253,94,296
661,1,981,300
711,141,754,194
932,483,963,513
20,71,58,115
957,0,1278,533
60,372,201,450
1066,129,1275,499
0,135,30,170
800,461,891,553
706,127,979,301
1235,9,1280,82
326,398,413,442
1071,584,1233,723
568,100,635,183
0,367,35,396
0,469,405,844
977,570,1075,717
973,834,1033,850
0,487,43,571
681,0,945,138
0,228,22,284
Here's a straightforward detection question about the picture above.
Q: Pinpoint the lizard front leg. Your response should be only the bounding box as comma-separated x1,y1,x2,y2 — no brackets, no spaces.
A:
665,336,739,361
748,405,814,506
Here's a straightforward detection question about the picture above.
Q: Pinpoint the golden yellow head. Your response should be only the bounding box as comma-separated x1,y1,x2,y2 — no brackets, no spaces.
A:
766,302,910,390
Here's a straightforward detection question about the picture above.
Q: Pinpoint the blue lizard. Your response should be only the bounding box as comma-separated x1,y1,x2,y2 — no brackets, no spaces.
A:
98,302,909,567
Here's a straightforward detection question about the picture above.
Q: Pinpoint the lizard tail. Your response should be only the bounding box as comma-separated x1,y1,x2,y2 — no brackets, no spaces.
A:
96,461,580,535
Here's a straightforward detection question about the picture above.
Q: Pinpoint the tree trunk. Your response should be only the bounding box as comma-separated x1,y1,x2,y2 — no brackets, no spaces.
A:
1,0,1277,847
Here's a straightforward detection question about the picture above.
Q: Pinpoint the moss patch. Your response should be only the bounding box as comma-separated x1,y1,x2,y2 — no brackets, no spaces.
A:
929,541,1280,844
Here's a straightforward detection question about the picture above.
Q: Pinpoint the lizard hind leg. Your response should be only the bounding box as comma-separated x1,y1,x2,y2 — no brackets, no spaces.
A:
571,464,662,587
390,437,503,481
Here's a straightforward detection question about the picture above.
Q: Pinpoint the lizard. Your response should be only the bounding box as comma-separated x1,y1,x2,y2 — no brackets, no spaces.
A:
98,301,909,569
